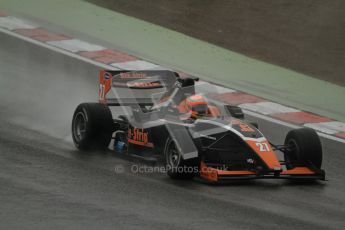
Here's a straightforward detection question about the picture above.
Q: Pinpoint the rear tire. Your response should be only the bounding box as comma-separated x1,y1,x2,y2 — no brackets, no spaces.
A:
72,103,113,151
164,137,198,179
284,128,322,169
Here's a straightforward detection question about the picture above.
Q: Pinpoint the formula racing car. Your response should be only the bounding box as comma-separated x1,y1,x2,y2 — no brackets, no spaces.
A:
72,70,325,182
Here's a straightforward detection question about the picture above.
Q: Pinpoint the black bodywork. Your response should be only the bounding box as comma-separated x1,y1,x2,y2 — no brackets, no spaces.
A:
72,70,325,182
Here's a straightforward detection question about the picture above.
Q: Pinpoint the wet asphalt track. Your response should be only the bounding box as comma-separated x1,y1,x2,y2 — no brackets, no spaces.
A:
0,32,345,230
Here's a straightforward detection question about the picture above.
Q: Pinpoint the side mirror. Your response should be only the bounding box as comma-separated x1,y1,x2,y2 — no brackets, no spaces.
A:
224,105,244,119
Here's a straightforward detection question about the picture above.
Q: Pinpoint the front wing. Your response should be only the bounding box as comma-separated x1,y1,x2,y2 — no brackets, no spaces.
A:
199,162,326,182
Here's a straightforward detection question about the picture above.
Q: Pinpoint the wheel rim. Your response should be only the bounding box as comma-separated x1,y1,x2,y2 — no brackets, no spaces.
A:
167,141,180,167
73,112,87,142
286,139,299,165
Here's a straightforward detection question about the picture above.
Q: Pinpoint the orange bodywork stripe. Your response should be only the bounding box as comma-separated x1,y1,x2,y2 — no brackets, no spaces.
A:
281,167,315,175
200,161,218,181
216,169,256,175
128,139,154,148
246,140,281,170
199,162,256,181
199,163,318,182
99,70,112,102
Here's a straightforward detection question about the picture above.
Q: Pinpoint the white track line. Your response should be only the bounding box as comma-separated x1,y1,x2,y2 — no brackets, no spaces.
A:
47,39,105,53
0,16,38,30
304,121,345,135
1,27,344,144
240,102,300,115
0,27,118,70
244,110,345,144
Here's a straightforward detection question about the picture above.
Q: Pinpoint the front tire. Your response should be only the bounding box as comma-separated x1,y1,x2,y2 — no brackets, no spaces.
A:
164,138,199,179
284,128,322,169
72,103,113,151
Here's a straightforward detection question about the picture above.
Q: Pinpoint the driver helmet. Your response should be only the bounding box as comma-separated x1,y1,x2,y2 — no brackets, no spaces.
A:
186,94,208,118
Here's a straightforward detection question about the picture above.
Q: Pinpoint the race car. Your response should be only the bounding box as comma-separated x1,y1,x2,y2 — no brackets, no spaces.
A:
72,70,325,182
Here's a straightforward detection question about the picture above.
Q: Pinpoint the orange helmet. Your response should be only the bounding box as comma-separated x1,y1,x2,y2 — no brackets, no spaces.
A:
186,95,209,118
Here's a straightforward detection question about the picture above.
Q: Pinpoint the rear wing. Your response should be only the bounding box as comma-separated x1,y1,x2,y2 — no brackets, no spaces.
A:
98,70,179,106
